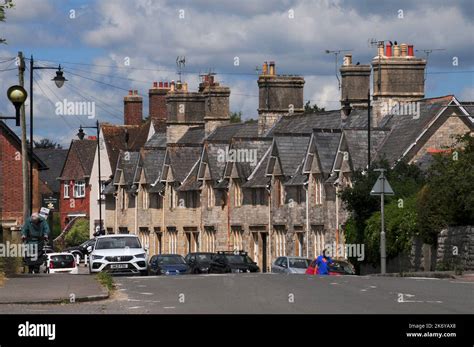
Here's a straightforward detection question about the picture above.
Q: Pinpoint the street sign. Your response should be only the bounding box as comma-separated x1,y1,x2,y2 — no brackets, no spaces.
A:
370,174,394,195
42,196,59,210
39,207,50,219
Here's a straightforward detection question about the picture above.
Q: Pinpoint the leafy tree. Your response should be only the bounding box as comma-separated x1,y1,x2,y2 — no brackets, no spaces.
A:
0,1,14,44
304,101,325,113
65,219,89,247
34,138,62,149
230,111,242,123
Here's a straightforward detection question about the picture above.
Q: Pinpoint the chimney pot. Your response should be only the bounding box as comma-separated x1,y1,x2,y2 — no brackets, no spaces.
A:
153,82,158,88
401,43,408,57
377,41,385,57
129,90,133,95
393,42,400,57
386,42,392,57
262,61,268,75
269,61,275,76
343,54,352,66
408,45,414,57
164,82,169,88
134,90,138,95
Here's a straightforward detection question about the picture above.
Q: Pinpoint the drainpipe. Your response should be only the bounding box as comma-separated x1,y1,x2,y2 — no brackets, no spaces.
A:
134,191,138,236
227,188,230,251
160,188,165,253
304,182,309,259
335,181,339,260
267,184,272,272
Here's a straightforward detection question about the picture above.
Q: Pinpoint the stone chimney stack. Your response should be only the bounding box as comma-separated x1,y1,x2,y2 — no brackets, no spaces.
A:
124,90,143,125
372,41,426,126
340,54,371,109
166,80,205,143
199,74,231,136
257,61,305,136
149,81,171,126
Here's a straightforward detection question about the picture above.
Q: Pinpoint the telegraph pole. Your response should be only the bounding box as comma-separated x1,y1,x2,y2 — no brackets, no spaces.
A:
18,51,30,220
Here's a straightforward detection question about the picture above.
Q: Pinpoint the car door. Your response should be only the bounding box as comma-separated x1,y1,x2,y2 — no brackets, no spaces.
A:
272,257,282,273
210,255,222,273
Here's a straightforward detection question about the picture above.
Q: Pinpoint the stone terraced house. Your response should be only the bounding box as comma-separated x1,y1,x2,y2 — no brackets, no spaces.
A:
103,43,473,271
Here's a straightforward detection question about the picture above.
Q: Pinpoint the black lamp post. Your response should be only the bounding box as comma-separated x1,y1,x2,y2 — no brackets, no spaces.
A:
29,56,67,215
5,85,28,126
77,120,104,236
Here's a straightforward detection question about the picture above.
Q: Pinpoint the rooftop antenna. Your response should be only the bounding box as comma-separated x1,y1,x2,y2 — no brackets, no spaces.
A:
325,49,352,90
176,56,186,82
415,48,446,82
369,38,388,94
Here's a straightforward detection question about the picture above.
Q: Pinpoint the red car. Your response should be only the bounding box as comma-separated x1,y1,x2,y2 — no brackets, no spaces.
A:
306,259,355,275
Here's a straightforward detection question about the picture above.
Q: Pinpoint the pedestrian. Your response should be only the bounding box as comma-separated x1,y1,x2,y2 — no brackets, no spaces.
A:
21,213,50,273
316,249,333,275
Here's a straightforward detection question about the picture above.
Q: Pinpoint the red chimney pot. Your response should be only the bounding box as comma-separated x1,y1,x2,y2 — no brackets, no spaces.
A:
408,45,414,56
386,42,392,57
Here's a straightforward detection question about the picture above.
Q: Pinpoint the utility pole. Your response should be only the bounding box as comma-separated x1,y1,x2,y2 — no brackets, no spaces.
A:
18,51,30,220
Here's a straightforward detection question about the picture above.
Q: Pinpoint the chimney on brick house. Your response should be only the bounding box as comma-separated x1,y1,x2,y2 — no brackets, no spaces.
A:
372,41,426,126
166,80,205,143
124,90,143,125
199,73,231,136
340,54,371,110
149,81,171,126
257,61,305,136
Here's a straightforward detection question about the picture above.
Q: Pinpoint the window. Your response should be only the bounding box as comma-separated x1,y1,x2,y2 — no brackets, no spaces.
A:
296,186,303,204
168,228,178,254
119,188,127,211
186,191,199,208
313,227,326,257
274,227,286,257
231,227,243,251
168,184,177,209
206,182,215,208
141,185,149,210
74,180,86,198
233,179,242,207
204,227,216,252
313,174,323,205
63,182,70,198
295,232,304,257
99,181,106,200
275,178,284,207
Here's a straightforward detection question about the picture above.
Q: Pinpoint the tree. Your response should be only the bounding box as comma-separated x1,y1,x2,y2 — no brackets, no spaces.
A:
304,101,325,113
230,111,242,123
34,138,62,149
0,1,14,44
65,219,89,247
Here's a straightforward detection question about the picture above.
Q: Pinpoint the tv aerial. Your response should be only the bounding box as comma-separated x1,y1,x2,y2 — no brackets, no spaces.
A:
176,56,186,82
325,49,352,90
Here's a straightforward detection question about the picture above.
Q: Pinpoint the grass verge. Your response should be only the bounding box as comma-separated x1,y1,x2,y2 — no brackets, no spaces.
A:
96,272,115,292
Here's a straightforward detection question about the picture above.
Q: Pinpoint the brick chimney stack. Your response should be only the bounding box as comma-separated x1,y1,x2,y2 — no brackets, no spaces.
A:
124,90,143,125
149,81,171,126
340,54,371,109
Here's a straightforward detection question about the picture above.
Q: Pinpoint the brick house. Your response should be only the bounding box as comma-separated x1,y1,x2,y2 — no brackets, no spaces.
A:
0,121,48,241
104,43,473,271
58,139,96,230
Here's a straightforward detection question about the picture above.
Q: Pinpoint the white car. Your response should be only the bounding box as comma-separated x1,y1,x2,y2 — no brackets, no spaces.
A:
89,234,148,276
45,252,78,274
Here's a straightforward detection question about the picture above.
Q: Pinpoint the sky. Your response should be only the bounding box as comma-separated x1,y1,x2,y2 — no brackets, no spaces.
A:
0,0,473,146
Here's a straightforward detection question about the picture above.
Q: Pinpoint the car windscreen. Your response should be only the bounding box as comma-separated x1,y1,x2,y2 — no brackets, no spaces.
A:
157,256,186,265
50,255,75,268
289,258,311,269
225,255,250,264
196,254,212,262
95,237,141,249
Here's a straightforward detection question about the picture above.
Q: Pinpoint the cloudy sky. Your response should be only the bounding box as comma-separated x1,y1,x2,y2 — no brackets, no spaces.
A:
0,0,473,146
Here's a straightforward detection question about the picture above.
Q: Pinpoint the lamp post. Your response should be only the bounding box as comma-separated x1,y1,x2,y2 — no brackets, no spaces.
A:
5,85,28,125
77,120,104,235
29,56,67,215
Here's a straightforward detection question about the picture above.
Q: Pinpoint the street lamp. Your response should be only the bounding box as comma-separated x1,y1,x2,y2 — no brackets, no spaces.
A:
5,85,28,126
28,56,67,215
77,120,104,236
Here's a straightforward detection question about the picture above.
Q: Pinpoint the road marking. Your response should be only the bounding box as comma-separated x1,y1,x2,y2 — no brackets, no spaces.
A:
137,285,147,287
449,281,474,284
128,299,161,303
139,292,154,295
330,282,340,285
163,306,175,309
408,277,440,280
128,306,144,309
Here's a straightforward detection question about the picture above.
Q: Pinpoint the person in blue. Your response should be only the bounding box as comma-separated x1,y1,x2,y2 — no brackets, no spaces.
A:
316,249,333,275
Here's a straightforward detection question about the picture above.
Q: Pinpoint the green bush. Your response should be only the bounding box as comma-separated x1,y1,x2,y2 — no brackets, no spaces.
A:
65,219,89,247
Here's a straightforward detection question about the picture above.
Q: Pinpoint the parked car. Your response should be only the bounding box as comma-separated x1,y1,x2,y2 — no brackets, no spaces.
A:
65,238,96,261
306,259,355,276
88,235,148,276
45,252,78,274
208,251,259,274
271,256,312,274
185,252,215,274
148,254,190,275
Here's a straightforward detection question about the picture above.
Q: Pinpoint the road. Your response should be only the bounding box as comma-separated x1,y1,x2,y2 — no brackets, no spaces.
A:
1,272,473,314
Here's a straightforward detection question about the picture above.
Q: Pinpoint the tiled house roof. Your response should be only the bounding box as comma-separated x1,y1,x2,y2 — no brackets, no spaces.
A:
59,139,97,180
35,148,68,193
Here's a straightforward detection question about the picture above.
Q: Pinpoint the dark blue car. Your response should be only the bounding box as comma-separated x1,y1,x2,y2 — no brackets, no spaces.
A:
148,254,190,276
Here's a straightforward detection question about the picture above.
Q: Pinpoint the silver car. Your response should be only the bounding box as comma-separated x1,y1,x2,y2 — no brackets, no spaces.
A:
271,256,311,274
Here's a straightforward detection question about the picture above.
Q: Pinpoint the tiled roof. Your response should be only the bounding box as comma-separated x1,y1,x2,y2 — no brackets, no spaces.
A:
178,160,201,191
141,148,166,184
311,131,342,173
202,143,229,181
270,111,341,135
59,139,97,180
242,147,271,188
35,148,68,193
273,135,310,176
206,122,259,142
226,139,272,180
113,150,140,186
144,131,166,149
344,129,388,170
167,146,202,183
101,121,149,172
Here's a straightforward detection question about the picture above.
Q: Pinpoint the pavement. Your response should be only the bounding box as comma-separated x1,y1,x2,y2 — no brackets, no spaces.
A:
0,266,108,306
0,271,472,314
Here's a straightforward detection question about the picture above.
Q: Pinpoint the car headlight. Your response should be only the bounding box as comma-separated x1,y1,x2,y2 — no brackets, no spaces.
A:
91,255,104,260
135,253,146,259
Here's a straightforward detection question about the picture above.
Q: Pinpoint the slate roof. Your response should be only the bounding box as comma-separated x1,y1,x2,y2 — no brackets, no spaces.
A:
178,160,201,191
165,146,202,183
344,129,388,170
225,139,272,180
34,148,68,193
113,151,140,186
199,142,229,182
59,139,97,180
373,95,455,165
101,121,149,172
144,131,166,149
269,111,341,135
309,130,343,174
177,126,205,144
207,122,259,142
242,147,271,188
141,148,166,185
273,135,310,176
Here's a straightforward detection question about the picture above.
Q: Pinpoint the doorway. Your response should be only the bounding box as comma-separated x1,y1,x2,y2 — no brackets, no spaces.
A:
261,233,268,273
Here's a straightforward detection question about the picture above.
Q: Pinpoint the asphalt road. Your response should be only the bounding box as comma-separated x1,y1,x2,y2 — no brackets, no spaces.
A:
2,272,473,314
